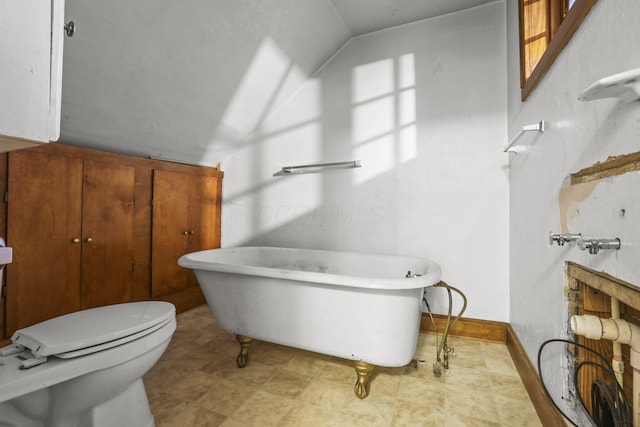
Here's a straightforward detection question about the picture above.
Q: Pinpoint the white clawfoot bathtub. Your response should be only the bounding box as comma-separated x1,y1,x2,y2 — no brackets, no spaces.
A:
178,246,441,398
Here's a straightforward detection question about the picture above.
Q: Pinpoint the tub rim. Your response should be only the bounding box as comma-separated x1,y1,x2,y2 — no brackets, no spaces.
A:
178,246,441,290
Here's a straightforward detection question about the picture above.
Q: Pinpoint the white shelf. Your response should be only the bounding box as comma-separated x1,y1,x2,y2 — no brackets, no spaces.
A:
578,67,640,103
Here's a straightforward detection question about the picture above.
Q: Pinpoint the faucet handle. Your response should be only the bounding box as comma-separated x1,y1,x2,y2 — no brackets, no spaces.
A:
549,232,582,246
577,238,595,253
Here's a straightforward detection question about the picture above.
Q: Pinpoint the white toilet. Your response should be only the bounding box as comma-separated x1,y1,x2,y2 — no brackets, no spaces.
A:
0,301,176,427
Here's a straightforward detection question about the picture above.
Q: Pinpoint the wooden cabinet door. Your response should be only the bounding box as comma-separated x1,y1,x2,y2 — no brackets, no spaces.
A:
151,170,220,297
80,160,135,309
187,173,220,253
6,150,82,335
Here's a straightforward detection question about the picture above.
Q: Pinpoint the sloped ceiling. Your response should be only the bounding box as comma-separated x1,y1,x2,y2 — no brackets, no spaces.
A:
332,0,500,36
60,0,496,166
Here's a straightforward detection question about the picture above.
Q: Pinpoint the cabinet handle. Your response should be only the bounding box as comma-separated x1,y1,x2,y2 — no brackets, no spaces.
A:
183,231,189,235
85,237,93,243
72,238,81,244
189,230,195,235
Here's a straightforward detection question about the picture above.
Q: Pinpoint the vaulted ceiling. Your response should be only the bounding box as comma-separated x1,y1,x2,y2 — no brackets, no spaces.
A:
60,0,496,166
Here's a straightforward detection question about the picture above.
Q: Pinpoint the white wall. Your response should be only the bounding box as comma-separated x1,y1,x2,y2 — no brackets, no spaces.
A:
61,0,350,164
222,2,510,322
507,0,640,419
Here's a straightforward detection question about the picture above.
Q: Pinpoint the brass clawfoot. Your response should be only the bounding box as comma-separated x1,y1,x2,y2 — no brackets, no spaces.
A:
236,335,253,368
353,361,375,399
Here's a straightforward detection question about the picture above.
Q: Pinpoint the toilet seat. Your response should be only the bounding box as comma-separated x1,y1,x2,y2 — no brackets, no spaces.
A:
0,301,176,422
3,302,175,366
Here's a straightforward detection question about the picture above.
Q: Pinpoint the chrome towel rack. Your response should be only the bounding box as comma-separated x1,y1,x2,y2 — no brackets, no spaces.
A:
273,160,361,177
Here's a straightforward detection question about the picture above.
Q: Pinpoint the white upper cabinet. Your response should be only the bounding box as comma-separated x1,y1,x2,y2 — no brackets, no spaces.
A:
0,0,65,146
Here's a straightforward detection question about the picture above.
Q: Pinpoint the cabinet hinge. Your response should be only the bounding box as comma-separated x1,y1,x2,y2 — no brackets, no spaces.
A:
3,190,7,203
1,283,6,299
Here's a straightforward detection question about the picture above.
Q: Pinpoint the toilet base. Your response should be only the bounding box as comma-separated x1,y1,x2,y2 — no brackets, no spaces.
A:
85,378,155,427
0,379,155,427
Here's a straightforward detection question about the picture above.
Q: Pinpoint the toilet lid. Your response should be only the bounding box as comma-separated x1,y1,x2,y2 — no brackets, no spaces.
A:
11,301,175,359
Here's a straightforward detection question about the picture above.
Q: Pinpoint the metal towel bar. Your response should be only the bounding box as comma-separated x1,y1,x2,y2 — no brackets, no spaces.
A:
274,160,361,176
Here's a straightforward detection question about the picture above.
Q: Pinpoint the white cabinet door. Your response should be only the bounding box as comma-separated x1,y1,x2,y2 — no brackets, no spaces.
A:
0,0,65,143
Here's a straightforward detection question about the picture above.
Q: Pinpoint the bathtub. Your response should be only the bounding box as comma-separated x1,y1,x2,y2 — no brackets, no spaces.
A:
178,246,441,398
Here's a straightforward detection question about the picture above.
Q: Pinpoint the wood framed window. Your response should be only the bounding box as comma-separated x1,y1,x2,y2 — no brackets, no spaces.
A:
519,0,598,100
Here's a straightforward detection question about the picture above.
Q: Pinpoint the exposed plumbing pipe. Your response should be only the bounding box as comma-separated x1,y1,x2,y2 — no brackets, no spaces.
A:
571,314,640,426
432,281,467,375
611,297,625,388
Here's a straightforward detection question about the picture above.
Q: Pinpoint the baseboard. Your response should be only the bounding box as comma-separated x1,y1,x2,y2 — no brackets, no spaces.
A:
420,313,507,342
420,314,565,426
505,325,567,426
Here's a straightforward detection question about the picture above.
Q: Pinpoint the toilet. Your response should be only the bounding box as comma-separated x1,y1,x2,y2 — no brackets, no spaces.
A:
0,301,176,427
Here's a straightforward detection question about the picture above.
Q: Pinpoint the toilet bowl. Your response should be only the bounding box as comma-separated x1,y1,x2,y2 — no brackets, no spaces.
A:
0,301,176,427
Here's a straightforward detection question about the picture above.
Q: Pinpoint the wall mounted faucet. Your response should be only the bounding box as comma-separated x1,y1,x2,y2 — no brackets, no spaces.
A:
577,237,622,255
549,232,582,246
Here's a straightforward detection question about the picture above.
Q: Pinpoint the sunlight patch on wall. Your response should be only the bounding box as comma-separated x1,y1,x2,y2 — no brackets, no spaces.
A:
399,124,417,162
398,53,415,89
352,59,394,103
258,78,322,137
220,37,306,140
352,97,394,144
351,53,417,184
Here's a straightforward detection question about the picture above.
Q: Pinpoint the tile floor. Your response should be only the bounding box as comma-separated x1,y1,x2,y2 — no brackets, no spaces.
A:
144,305,542,426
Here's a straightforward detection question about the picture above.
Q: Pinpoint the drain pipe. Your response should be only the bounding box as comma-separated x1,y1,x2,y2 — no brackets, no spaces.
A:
611,297,625,388
571,314,640,426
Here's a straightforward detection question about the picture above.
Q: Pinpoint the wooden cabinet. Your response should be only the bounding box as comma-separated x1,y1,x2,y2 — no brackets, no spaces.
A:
6,150,83,333
79,160,136,310
0,0,65,145
5,151,135,334
0,144,222,339
151,170,221,297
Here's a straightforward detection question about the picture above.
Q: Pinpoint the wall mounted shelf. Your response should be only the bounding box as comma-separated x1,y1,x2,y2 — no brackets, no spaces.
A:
504,120,545,153
578,67,640,103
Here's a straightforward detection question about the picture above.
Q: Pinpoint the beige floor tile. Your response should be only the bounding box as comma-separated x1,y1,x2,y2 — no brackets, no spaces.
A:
219,417,255,427
230,391,297,426
193,377,258,417
445,413,502,427
441,365,493,391
145,305,542,427
297,377,352,412
391,399,446,427
161,404,227,427
366,369,403,399
396,375,445,406
489,372,531,401
148,392,192,425
484,354,520,377
445,383,501,424
494,395,542,427
280,403,365,427
261,369,314,399
341,394,396,426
